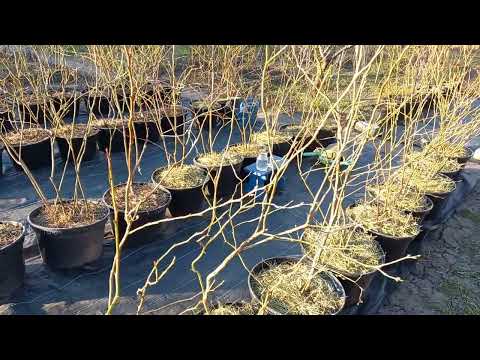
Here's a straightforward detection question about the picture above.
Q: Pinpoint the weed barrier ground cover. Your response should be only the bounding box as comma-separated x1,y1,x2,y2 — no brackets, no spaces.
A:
0,101,479,314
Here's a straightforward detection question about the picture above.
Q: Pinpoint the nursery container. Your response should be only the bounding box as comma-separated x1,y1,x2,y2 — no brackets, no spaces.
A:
160,106,186,136
27,201,109,270
102,182,172,249
51,92,83,118
96,126,126,153
151,166,209,217
19,101,48,125
346,203,421,264
440,166,464,182
56,129,99,163
0,221,26,301
405,195,434,224
86,93,111,117
248,256,346,315
193,155,244,199
301,240,385,308
133,119,161,143
8,132,53,172
279,124,336,152
228,143,268,170
451,147,473,165
191,101,223,130
423,176,457,222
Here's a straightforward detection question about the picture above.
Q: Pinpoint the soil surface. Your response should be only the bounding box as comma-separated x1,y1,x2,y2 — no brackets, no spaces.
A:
104,183,170,212
32,201,108,228
377,181,480,315
0,222,22,248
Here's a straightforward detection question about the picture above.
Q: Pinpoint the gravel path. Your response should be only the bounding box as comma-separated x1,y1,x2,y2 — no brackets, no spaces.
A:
377,181,480,315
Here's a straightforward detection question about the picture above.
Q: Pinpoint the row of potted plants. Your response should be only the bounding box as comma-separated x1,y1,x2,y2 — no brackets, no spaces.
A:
202,140,472,315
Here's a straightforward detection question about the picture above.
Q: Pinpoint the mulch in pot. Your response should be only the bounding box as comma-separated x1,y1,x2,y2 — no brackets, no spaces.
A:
151,164,209,217
301,225,385,307
2,127,52,171
102,182,172,248
0,221,26,301
248,256,346,315
28,200,109,270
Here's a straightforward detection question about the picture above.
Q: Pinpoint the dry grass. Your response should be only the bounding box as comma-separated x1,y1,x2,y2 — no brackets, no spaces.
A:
302,226,384,276
406,152,463,174
253,261,344,315
0,222,23,248
153,164,207,189
253,131,292,145
196,151,243,168
228,143,267,158
92,118,129,129
367,181,430,212
346,202,420,238
32,200,107,228
206,302,258,315
3,127,51,145
104,183,170,212
393,168,456,194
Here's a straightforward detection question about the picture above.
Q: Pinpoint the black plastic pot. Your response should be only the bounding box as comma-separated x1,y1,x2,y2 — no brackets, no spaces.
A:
424,178,457,222
56,130,99,163
27,201,109,270
300,237,385,308
346,203,421,264
87,95,111,117
279,124,337,152
248,256,346,315
151,166,208,217
160,112,186,136
406,196,434,224
217,97,242,122
193,155,244,199
19,101,49,125
451,147,473,165
8,133,52,172
0,109,15,132
133,120,161,143
227,143,268,173
51,94,83,118
440,167,463,181
96,127,126,153
0,221,26,301
367,188,434,225
191,102,223,131
102,182,172,249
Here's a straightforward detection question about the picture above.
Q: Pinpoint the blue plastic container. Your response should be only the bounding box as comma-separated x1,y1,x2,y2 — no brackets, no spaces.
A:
235,97,259,127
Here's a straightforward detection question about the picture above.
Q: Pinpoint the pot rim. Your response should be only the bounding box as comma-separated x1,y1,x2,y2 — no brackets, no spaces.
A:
0,220,26,251
247,256,346,315
151,165,209,190
6,129,52,147
423,173,457,197
54,128,100,140
102,181,172,214
27,199,110,232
